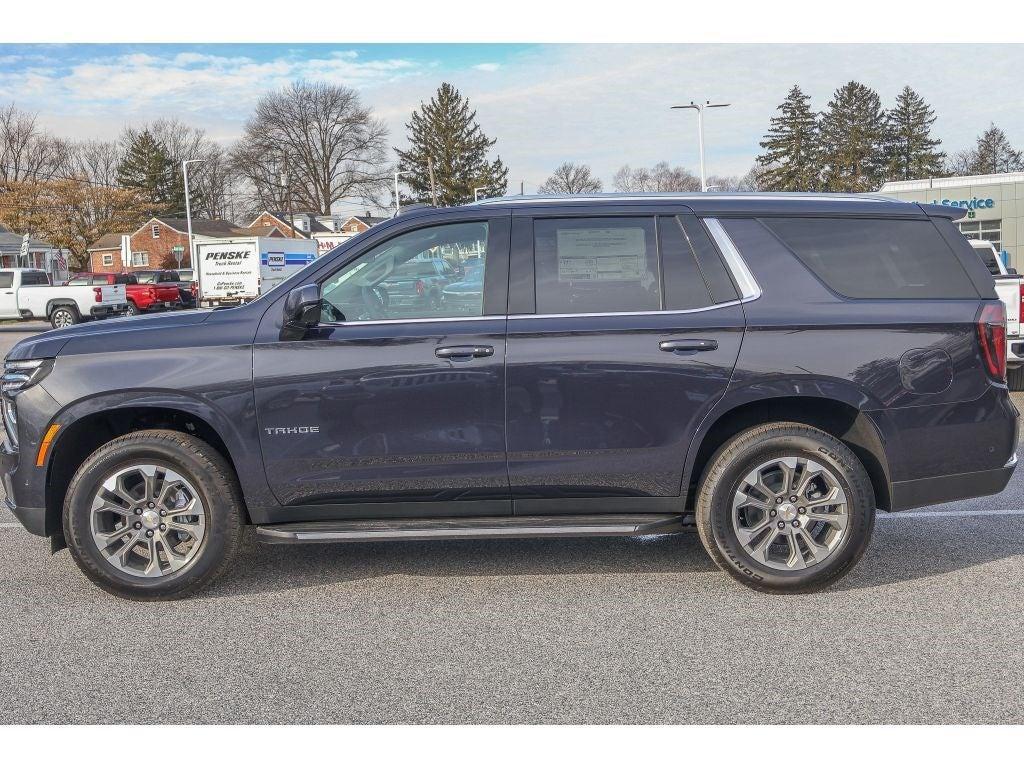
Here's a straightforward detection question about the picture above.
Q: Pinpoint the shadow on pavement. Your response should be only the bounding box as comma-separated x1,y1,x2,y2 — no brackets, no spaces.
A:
206,530,718,598
199,513,1024,599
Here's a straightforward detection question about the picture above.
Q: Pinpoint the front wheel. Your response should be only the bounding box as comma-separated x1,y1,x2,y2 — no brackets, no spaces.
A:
63,430,245,600
696,422,875,593
49,305,80,328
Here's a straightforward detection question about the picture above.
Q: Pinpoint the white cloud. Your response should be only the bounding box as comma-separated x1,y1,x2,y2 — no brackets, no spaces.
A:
3,43,1024,193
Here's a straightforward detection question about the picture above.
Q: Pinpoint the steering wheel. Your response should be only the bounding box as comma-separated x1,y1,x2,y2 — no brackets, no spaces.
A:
360,285,389,319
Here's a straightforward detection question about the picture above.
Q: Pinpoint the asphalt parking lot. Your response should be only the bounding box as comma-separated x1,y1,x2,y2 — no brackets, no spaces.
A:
2,320,1024,724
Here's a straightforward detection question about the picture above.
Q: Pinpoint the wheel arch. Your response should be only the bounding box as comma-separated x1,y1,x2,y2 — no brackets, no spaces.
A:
44,399,258,547
684,395,892,513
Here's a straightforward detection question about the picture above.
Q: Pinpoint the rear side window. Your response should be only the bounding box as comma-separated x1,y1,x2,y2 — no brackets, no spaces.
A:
533,217,661,314
763,217,978,299
657,216,713,310
971,245,1001,276
20,271,49,286
0,272,12,289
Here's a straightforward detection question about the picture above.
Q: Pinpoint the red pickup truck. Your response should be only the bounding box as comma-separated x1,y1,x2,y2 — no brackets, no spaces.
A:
67,273,180,314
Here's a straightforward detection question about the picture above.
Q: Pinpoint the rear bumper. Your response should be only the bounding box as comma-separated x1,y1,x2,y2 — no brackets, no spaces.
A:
91,303,127,318
889,453,1017,512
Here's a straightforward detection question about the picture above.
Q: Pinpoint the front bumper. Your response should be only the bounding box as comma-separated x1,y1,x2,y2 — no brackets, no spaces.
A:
0,443,46,535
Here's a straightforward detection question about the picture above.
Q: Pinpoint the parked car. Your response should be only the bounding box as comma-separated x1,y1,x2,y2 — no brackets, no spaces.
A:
1,194,1017,600
0,268,127,328
376,256,457,311
441,262,484,312
969,239,1024,390
67,273,179,315
133,269,197,309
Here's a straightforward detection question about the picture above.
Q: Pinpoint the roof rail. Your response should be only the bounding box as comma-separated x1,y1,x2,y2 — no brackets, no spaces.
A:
395,203,435,217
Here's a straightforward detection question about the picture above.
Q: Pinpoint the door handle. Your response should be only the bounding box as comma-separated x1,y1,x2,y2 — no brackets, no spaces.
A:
660,339,718,353
435,345,494,360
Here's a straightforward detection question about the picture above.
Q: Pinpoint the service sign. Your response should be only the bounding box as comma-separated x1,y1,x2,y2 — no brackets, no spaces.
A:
198,244,259,299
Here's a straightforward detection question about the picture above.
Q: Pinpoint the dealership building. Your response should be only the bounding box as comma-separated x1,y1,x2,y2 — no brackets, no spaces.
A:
880,172,1024,269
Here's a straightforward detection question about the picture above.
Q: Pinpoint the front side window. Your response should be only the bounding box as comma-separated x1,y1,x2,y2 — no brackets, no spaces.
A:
319,221,489,323
762,217,978,300
533,217,661,314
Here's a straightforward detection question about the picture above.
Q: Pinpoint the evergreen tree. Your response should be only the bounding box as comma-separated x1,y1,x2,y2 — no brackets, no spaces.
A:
949,124,1024,175
115,128,190,214
884,86,944,181
756,85,820,191
819,81,886,192
395,83,508,206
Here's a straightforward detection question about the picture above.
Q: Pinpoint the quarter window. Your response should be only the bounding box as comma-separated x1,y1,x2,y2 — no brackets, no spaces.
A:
533,217,661,314
319,221,490,323
762,217,978,300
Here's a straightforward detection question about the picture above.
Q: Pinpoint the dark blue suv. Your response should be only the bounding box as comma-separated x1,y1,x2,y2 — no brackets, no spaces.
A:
1,193,1017,599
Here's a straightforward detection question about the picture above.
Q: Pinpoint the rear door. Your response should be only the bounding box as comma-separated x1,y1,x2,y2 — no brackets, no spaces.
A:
505,206,747,511
0,271,18,319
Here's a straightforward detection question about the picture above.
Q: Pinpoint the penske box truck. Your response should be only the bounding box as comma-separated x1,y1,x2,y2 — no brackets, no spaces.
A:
195,236,319,305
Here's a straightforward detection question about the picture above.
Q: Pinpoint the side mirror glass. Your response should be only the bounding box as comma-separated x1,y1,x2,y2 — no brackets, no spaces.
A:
281,283,321,340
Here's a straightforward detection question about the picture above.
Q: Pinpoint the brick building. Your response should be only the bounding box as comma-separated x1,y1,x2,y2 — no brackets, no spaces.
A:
249,210,387,254
86,217,272,273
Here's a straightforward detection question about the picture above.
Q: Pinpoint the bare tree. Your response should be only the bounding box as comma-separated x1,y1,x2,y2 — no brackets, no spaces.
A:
613,162,701,193
232,80,390,217
537,162,603,194
0,103,69,185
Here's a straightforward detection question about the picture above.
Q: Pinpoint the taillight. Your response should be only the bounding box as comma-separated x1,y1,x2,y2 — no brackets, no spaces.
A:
977,301,1007,382
93,287,102,301
415,280,426,296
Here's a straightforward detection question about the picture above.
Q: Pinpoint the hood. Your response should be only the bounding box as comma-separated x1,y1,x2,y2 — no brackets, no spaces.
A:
6,309,215,361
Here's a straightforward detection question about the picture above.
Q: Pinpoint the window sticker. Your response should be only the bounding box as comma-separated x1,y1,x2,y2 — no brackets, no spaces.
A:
556,228,646,282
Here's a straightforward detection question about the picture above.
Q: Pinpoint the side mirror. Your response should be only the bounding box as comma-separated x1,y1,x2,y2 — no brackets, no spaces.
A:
280,283,321,341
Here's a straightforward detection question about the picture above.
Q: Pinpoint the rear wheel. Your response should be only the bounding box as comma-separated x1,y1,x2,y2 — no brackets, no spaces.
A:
63,430,245,600
696,422,875,593
123,301,139,316
49,305,80,328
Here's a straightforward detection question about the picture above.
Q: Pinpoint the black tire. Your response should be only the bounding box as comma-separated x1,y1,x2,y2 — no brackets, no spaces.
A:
124,301,139,316
1007,366,1024,392
696,422,875,593
49,305,80,328
63,430,245,601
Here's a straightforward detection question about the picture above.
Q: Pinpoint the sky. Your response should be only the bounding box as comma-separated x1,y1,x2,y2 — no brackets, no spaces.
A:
1,43,1022,203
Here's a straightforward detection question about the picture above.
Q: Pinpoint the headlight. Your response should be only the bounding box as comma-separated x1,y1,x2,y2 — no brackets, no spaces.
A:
2,359,53,397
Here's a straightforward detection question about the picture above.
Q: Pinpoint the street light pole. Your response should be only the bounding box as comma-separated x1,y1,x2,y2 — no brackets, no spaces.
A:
182,159,206,300
671,101,730,192
394,171,412,216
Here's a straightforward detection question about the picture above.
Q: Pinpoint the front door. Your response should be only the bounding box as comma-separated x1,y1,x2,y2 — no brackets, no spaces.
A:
253,215,511,517
505,211,746,511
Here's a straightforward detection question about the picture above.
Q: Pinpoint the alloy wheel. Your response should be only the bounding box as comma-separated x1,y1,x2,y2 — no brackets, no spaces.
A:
731,456,849,571
52,309,74,327
89,464,207,578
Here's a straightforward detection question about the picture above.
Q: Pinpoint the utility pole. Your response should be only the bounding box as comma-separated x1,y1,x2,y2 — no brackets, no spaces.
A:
671,100,730,192
427,157,438,207
182,159,206,300
520,180,525,195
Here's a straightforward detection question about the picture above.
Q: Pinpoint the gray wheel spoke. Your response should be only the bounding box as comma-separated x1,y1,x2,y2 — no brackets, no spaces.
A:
732,455,849,572
89,463,206,579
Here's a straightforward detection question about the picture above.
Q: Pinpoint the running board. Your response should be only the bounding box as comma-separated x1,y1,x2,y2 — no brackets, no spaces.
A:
255,514,686,544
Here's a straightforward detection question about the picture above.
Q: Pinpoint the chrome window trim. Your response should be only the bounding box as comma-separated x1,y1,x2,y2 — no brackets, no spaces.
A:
702,218,762,301
320,315,503,327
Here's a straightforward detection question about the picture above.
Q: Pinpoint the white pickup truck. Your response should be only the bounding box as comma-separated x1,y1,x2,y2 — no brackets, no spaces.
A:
0,268,128,328
969,239,1024,389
